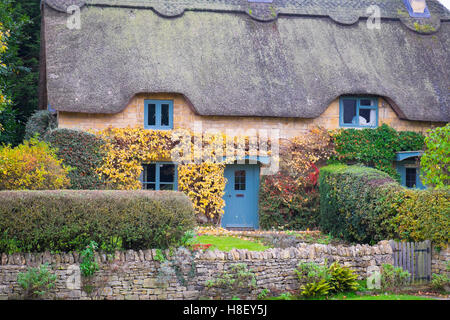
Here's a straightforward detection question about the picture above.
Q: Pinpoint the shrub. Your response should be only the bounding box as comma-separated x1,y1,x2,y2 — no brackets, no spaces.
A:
380,264,411,290
392,188,450,248
24,110,57,140
79,241,99,277
319,164,401,243
0,138,71,190
205,263,257,300
295,261,359,297
0,190,196,252
17,263,57,299
331,124,425,179
259,172,320,230
319,164,450,246
420,124,449,189
43,128,107,189
328,262,359,293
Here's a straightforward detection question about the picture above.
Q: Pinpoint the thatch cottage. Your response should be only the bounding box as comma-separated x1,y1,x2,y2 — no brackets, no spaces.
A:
40,0,449,228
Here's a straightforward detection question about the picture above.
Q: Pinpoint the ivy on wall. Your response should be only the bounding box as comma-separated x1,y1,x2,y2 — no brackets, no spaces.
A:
331,124,425,180
94,127,270,224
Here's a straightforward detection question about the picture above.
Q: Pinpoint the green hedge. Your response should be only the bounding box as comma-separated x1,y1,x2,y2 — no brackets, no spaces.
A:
0,190,196,253
24,110,57,140
43,129,107,189
319,164,449,246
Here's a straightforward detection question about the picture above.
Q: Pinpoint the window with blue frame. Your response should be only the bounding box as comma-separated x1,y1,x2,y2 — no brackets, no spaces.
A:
142,162,177,190
144,100,173,130
339,97,378,128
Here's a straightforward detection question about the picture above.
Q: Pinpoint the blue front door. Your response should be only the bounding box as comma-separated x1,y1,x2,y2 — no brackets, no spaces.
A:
221,164,260,229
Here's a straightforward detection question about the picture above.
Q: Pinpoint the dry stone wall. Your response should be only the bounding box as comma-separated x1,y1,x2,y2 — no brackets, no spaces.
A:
0,241,394,300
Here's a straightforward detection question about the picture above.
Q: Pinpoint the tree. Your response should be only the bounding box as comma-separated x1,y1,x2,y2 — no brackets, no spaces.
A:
0,0,39,145
420,124,449,189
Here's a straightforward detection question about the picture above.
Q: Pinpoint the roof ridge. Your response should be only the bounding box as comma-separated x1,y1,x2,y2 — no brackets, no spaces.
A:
44,0,450,22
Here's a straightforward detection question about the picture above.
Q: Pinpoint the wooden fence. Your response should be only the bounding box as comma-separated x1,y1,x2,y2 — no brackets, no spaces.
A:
389,240,432,282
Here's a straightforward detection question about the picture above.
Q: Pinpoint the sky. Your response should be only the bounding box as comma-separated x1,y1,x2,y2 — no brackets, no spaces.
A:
437,0,450,10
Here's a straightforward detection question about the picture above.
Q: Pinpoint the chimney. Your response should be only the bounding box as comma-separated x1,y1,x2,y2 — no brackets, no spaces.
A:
409,0,427,13
404,0,430,17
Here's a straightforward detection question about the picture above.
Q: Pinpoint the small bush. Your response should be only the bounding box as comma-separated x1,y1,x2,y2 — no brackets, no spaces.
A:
0,190,196,252
259,172,320,230
295,261,359,297
0,138,71,190
328,262,359,293
43,128,107,189
24,110,57,140
380,264,411,290
17,263,57,299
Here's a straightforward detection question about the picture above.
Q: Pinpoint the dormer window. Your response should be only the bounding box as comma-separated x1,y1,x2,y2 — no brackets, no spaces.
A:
403,0,431,18
144,100,173,130
339,96,378,128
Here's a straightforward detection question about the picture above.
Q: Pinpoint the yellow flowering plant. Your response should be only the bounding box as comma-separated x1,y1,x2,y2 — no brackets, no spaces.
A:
95,127,272,224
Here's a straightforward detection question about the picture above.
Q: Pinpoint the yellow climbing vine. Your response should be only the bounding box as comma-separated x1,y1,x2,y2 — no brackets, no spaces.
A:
94,127,270,224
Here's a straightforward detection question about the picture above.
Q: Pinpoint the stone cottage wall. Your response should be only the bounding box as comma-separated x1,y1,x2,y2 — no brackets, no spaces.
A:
57,93,442,139
0,241,393,300
431,245,449,276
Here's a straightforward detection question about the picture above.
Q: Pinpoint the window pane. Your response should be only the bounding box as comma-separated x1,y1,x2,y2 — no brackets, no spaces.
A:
160,164,175,183
160,184,174,190
147,104,156,126
360,99,373,106
144,183,156,190
406,168,417,188
144,164,156,182
234,170,246,190
342,99,357,124
161,104,170,126
359,108,376,126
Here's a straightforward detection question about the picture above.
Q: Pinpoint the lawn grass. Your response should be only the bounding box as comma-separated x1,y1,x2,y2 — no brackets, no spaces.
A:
266,292,436,300
193,235,270,252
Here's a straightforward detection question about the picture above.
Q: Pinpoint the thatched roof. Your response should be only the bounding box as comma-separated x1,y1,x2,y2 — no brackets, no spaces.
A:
42,0,450,122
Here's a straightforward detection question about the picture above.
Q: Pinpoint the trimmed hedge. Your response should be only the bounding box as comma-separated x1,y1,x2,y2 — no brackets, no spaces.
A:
0,190,196,253
24,110,57,140
43,129,107,189
319,164,450,246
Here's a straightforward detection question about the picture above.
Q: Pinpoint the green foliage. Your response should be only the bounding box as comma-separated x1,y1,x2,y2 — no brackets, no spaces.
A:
319,164,450,245
0,190,196,253
431,273,450,292
300,279,331,298
17,263,57,299
380,264,410,290
24,110,57,140
420,124,449,189
0,104,20,145
43,128,107,189
79,241,99,277
0,0,41,145
319,164,401,243
392,188,449,248
332,124,425,180
206,263,256,299
295,261,332,297
295,261,359,298
259,172,320,230
328,262,359,293
178,230,197,248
